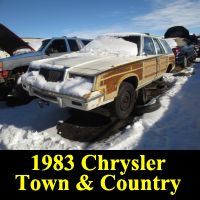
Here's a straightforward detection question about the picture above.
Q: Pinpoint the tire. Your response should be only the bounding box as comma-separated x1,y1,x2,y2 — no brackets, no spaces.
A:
109,82,136,119
137,88,148,105
135,99,161,116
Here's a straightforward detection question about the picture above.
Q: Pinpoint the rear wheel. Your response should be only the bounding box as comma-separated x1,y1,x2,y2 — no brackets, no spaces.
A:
110,82,136,119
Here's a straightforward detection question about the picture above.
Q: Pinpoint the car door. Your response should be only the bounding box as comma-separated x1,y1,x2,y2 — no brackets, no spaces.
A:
142,37,157,81
153,38,167,77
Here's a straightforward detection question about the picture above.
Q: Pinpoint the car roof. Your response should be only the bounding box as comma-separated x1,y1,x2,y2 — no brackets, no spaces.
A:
50,36,92,41
102,32,161,38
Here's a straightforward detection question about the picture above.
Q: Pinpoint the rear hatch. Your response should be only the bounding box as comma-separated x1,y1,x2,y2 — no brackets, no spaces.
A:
0,24,34,56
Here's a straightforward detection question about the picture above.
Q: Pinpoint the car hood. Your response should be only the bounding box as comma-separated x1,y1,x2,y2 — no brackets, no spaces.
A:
0,24,34,55
40,53,142,76
0,51,43,62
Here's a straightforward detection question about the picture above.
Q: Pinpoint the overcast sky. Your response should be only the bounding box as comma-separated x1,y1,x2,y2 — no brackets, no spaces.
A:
0,0,200,38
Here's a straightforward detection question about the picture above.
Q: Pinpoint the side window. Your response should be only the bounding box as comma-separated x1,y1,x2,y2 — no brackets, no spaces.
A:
68,39,80,52
153,39,165,54
143,37,156,55
46,39,67,53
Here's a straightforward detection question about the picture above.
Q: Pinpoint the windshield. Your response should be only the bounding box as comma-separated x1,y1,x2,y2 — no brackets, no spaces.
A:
81,36,138,57
37,39,51,51
120,36,141,55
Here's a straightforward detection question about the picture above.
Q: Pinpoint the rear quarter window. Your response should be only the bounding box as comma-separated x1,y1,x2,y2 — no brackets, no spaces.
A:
160,40,173,54
153,39,165,54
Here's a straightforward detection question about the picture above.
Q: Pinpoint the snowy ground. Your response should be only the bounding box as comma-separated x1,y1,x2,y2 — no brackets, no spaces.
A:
0,61,200,150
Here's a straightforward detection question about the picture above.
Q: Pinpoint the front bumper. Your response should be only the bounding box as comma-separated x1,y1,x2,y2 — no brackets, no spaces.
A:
22,83,105,111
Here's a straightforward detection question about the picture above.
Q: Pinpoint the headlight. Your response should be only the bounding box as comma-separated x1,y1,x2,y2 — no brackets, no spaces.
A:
68,73,94,83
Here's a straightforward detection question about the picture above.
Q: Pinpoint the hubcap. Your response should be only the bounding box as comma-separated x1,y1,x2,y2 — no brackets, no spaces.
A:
120,91,132,111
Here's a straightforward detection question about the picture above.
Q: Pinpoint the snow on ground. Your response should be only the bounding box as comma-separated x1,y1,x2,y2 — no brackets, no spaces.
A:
0,62,200,150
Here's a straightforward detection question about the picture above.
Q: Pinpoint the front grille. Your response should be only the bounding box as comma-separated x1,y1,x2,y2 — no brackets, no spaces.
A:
39,67,64,82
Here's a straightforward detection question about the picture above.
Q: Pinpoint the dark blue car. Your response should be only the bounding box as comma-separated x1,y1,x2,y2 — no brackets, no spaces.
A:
166,37,196,68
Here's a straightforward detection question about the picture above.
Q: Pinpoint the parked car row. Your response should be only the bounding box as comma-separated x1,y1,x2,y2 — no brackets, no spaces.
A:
0,24,198,119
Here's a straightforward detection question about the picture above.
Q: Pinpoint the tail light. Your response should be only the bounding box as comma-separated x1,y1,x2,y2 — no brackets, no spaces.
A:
2,70,8,78
0,62,8,78
172,47,180,55
0,71,8,78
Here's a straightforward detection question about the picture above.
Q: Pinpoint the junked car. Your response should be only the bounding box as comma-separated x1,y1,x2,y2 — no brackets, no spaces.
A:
0,34,91,98
165,37,196,68
22,33,175,119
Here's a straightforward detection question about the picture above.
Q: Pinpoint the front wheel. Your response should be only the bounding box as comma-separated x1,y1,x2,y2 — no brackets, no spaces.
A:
109,82,136,119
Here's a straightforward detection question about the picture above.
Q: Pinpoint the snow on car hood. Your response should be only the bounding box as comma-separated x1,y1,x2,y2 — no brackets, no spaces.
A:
22,70,93,98
29,53,143,76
